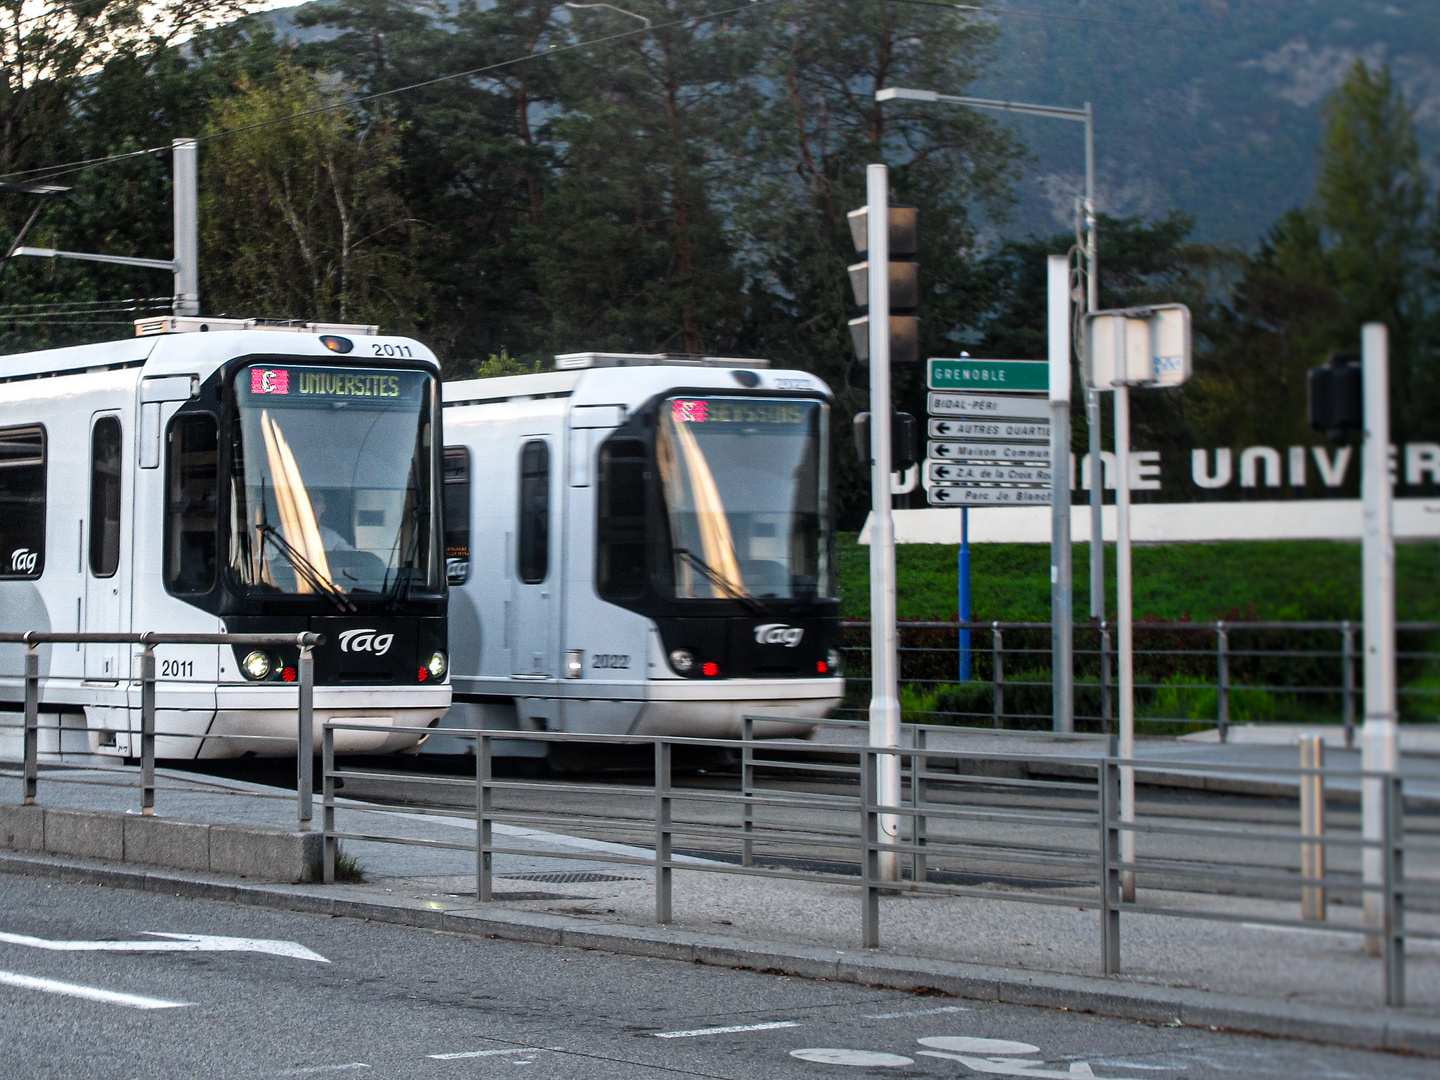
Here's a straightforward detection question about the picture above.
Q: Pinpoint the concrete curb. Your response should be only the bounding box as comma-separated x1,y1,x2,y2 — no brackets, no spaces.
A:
0,850,1435,1056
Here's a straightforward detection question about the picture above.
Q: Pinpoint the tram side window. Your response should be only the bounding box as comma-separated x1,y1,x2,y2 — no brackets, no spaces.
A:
443,446,470,585
517,440,549,584
596,438,646,600
0,426,46,580
89,417,122,578
164,414,218,594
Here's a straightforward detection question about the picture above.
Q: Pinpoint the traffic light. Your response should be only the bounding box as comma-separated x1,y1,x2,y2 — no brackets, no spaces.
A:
846,204,919,365
853,411,918,471
1306,351,1362,443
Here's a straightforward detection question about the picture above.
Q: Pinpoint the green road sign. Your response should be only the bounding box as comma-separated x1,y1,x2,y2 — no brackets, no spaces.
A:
928,358,1048,392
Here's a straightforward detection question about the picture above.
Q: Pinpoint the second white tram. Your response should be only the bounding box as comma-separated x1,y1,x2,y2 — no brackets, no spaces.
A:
434,352,843,755
0,317,451,760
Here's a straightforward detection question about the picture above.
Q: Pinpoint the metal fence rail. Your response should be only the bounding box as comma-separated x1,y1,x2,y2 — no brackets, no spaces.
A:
0,631,322,829
839,618,1440,738
320,718,1439,1008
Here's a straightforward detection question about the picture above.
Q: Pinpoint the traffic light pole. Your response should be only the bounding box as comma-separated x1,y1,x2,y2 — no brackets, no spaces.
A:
864,163,902,883
1047,255,1073,733
1360,322,1397,951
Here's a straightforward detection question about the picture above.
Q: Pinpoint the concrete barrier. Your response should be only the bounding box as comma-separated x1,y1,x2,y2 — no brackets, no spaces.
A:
0,804,319,882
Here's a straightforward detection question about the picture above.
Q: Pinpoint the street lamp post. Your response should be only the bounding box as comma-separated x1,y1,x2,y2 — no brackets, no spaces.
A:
876,86,1099,734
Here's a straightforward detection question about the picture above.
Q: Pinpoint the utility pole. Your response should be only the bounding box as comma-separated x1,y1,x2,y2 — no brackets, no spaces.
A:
1083,103,1104,624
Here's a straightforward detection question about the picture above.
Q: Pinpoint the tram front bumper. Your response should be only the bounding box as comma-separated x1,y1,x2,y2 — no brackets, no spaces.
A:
201,683,452,758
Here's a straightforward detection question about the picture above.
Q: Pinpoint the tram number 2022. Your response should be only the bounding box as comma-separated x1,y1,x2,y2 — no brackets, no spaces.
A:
592,654,630,670
160,659,195,678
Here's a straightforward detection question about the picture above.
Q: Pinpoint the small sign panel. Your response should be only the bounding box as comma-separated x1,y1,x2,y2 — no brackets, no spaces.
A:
927,485,1052,506
928,441,1051,462
928,359,1048,393
923,418,1049,442
926,392,1050,421
928,461,1053,484
1085,304,1192,389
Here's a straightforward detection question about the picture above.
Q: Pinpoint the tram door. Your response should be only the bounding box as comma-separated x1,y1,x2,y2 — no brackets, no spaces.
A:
83,414,125,681
510,437,554,677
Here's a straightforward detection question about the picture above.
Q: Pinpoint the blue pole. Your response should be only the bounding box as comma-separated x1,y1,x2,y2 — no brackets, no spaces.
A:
959,506,972,680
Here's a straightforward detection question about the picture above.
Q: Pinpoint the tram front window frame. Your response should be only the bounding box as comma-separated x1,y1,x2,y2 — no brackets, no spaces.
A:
222,362,442,604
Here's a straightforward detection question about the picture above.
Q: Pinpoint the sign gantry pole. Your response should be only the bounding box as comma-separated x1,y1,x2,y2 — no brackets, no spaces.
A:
864,163,903,883
1047,255,1073,733
1360,322,1397,952
1113,382,1135,897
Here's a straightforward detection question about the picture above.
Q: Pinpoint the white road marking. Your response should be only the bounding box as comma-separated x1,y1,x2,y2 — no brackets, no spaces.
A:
428,1048,548,1060
0,930,329,963
278,1066,370,1076
789,1048,915,1066
919,1037,1041,1055
0,969,190,1009
654,1020,801,1039
918,1052,1117,1078
864,1004,968,1019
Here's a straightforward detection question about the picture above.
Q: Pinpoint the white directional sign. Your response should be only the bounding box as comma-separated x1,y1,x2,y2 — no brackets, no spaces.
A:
928,391,1049,420
928,441,1050,462
928,486,1052,506
926,418,1049,442
0,929,330,962
929,461,1052,484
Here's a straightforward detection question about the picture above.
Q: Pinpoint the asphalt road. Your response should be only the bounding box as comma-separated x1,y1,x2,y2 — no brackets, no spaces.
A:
0,872,1430,1079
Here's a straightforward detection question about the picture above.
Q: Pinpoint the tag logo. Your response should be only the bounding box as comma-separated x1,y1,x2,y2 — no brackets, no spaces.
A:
754,623,803,647
8,548,37,574
338,628,394,656
250,368,290,394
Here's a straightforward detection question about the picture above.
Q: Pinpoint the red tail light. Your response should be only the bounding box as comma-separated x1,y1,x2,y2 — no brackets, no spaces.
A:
701,661,720,677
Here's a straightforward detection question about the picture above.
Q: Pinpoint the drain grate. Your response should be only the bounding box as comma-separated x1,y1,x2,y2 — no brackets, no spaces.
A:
500,871,642,884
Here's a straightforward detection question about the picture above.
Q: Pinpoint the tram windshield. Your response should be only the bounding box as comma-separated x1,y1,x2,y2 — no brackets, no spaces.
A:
656,396,831,602
228,364,438,600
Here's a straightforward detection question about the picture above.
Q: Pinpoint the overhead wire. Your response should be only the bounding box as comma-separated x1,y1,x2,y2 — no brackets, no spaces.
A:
1,0,791,187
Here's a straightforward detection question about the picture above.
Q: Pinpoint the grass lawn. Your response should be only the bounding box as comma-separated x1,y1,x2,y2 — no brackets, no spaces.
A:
837,535,1440,623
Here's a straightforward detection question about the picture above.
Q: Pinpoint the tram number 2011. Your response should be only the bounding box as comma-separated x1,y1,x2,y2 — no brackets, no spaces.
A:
372,342,414,358
160,659,194,678
592,654,630,669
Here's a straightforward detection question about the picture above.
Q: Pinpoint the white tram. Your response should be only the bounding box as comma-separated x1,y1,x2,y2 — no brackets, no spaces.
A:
0,317,450,760
432,352,843,757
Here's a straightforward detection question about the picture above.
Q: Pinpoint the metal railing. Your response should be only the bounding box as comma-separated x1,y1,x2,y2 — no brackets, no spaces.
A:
320,717,1439,1008
838,618,1435,739
0,631,322,829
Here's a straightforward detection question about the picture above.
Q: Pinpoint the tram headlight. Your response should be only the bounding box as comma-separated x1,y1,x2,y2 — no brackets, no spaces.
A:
241,650,274,680
668,648,695,675
426,651,448,680
827,648,842,674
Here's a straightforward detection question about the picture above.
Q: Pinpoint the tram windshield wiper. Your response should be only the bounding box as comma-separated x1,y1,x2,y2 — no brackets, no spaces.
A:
259,524,357,614
672,548,764,614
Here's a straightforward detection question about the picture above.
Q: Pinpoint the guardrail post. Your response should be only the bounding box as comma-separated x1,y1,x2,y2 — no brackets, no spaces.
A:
1299,734,1326,920
296,643,314,831
655,739,673,925
22,639,38,804
861,747,880,948
1383,774,1405,1007
1099,756,1122,973
1341,620,1356,748
991,623,1004,729
1216,622,1230,743
741,715,754,867
1099,623,1112,737
911,727,927,885
322,724,336,884
140,638,156,815
477,732,493,902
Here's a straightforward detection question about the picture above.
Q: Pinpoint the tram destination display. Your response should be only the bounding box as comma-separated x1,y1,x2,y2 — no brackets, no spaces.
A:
924,361,1053,508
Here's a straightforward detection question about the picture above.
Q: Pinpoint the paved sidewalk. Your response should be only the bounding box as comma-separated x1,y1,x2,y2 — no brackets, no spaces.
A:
1,755,1438,1057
